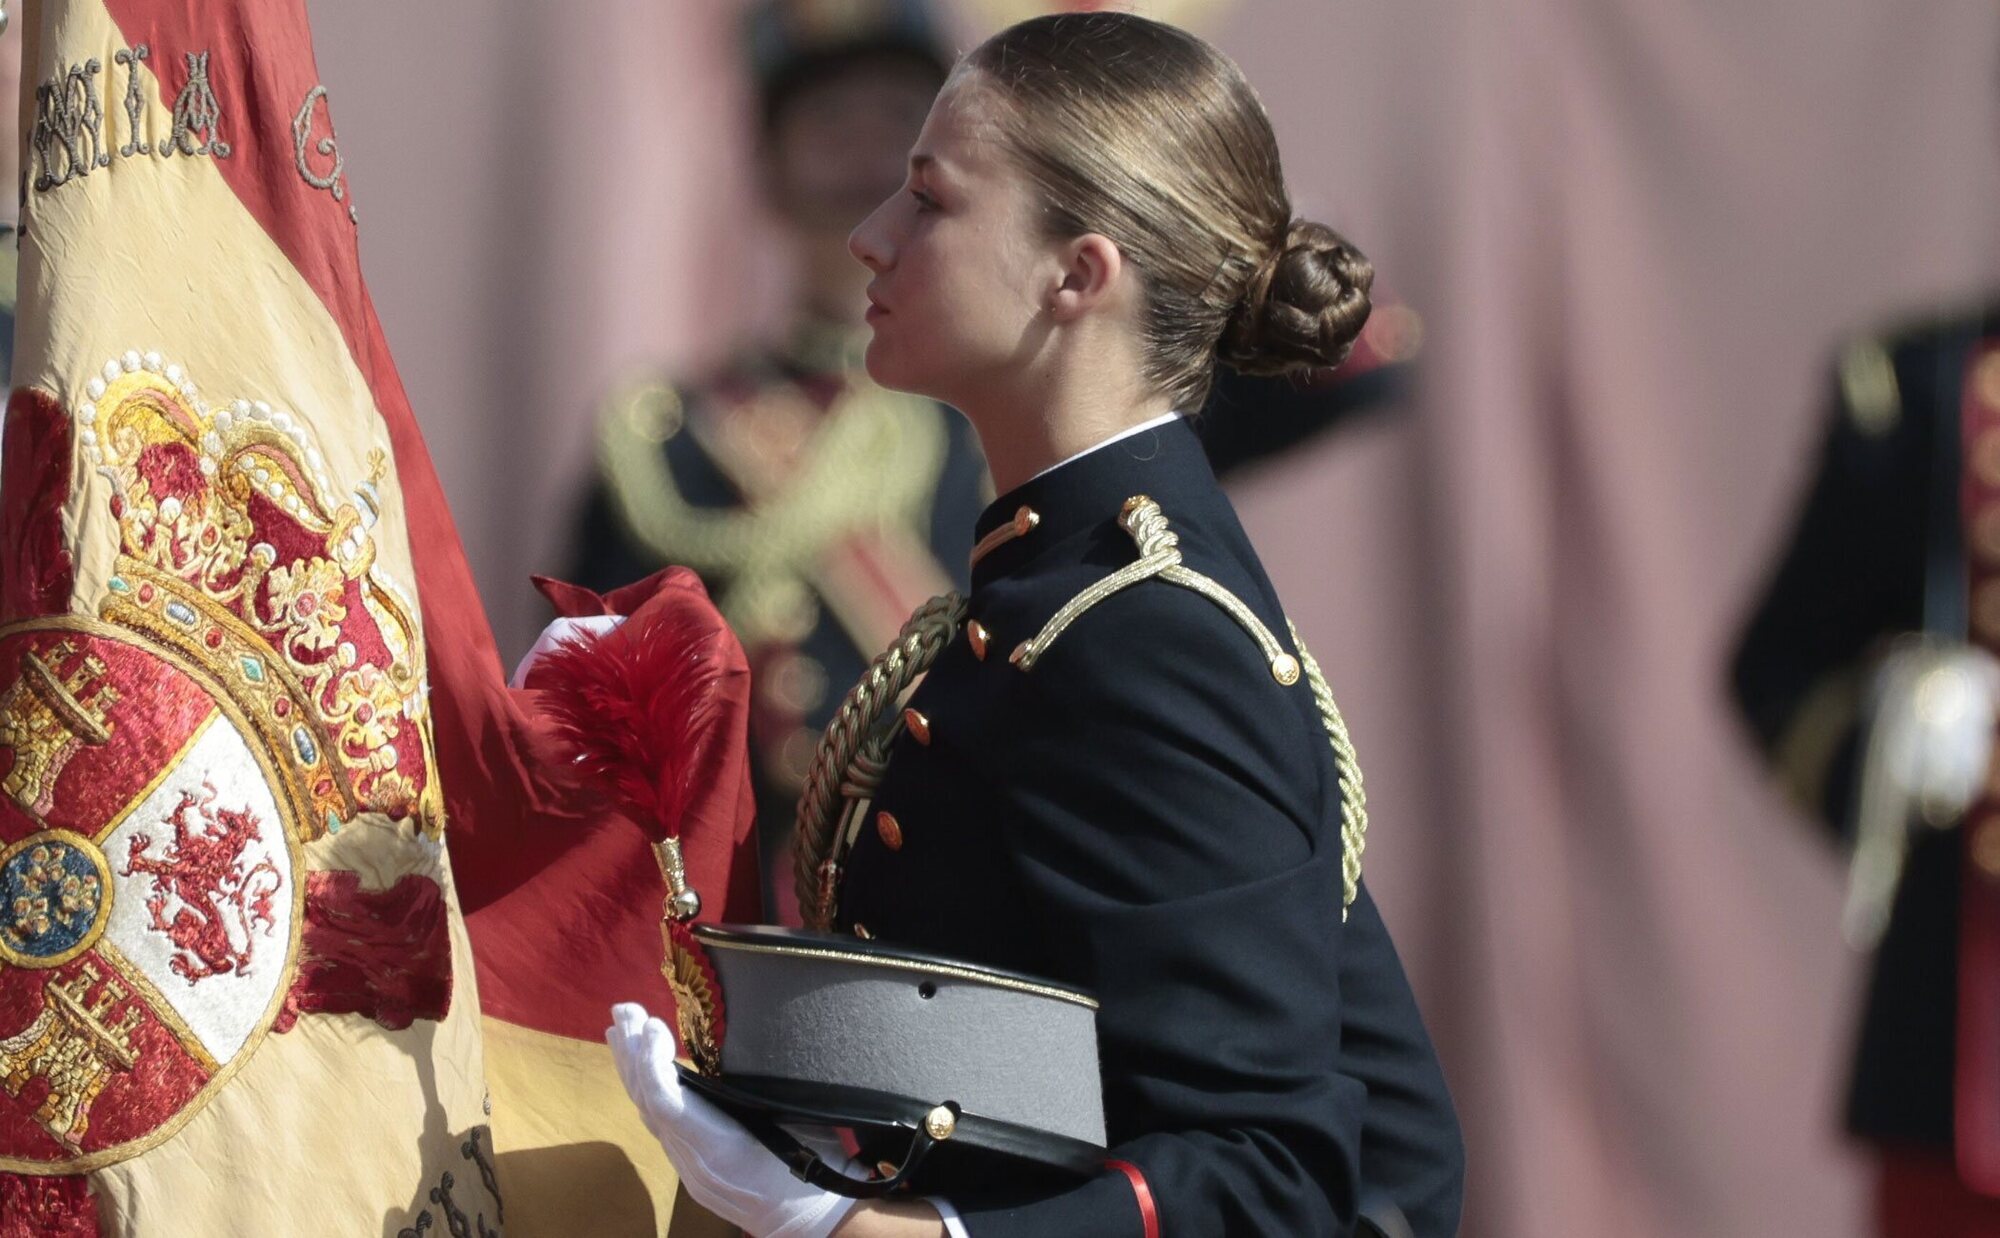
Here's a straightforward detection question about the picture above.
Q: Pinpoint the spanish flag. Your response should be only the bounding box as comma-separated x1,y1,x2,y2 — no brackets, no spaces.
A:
0,0,756,1233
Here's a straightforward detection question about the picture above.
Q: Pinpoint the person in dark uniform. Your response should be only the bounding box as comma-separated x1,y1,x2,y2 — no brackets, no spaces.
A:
566,0,986,917
601,13,1463,1237
1731,302,2000,1235
564,0,1423,917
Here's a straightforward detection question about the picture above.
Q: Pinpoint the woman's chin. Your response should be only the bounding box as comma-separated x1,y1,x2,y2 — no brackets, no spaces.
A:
861,340,928,397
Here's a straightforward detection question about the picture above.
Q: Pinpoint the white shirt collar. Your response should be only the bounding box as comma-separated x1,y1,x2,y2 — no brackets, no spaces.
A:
1026,411,1184,485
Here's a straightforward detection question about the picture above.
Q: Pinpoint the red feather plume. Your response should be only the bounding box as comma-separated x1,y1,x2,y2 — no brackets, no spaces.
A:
529,611,722,841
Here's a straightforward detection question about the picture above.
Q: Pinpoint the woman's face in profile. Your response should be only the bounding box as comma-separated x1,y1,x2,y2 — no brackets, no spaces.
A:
847,74,1052,407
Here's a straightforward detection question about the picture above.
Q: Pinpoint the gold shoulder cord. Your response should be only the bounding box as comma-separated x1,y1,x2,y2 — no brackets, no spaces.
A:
1010,496,1300,686
1289,620,1368,915
793,592,968,929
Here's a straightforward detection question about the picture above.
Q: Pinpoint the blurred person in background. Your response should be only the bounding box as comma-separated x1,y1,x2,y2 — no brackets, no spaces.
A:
564,0,1418,914
566,0,986,918
1732,300,2000,1236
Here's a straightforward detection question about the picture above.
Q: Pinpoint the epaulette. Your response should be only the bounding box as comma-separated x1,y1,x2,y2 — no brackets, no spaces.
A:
1007,496,1303,686
1836,302,2000,437
1836,334,1900,437
1007,497,1368,912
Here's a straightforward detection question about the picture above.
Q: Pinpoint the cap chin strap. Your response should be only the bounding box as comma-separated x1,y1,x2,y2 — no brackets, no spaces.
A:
737,1102,961,1199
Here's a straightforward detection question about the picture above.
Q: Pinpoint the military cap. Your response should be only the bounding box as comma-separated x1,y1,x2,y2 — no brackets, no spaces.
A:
675,923,1108,1197
746,0,954,127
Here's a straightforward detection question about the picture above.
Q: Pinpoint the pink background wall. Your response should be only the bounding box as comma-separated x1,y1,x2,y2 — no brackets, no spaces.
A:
298,1,2000,1233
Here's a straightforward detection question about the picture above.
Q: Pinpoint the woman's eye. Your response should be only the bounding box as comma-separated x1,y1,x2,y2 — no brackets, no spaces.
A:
909,189,938,212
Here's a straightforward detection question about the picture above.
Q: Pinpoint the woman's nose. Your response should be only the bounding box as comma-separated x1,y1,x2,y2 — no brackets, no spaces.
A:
848,200,893,272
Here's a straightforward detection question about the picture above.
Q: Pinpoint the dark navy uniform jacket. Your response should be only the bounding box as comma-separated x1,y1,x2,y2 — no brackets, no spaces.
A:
1731,304,2000,1148
838,416,1464,1236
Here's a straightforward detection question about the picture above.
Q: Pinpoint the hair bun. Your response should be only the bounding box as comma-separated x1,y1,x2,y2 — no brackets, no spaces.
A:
1219,219,1374,376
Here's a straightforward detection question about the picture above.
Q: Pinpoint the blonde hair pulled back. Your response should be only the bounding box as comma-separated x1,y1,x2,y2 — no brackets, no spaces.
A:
967,12,1372,409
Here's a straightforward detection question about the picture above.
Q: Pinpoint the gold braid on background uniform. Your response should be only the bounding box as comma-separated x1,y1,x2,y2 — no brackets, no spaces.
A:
598,376,949,649
794,592,969,929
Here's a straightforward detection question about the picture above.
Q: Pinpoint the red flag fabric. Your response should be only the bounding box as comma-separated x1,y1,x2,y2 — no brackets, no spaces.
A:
0,0,757,1231
475,568,762,1043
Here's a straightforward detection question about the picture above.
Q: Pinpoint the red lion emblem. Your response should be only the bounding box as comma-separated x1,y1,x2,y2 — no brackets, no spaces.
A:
120,781,282,983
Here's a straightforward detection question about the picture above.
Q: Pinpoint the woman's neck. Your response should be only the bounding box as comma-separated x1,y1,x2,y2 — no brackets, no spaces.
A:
959,340,1173,495
968,394,1173,496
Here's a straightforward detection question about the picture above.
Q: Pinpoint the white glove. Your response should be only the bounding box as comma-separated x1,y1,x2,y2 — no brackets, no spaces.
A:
607,1003,858,1238
1872,641,2000,826
509,615,627,689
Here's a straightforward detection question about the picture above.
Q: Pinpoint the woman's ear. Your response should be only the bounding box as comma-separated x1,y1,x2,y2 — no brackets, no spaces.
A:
1047,233,1123,322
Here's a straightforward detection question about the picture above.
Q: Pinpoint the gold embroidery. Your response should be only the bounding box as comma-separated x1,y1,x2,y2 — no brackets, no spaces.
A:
1009,497,1179,669
78,357,441,839
263,558,349,652
0,963,140,1151
1155,565,1292,682
0,643,119,817
103,578,353,839
0,615,309,1176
